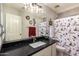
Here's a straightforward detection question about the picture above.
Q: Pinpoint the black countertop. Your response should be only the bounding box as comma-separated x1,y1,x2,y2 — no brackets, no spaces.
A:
0,36,58,56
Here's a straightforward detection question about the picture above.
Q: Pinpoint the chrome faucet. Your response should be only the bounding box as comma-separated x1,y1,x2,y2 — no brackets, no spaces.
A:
33,37,36,43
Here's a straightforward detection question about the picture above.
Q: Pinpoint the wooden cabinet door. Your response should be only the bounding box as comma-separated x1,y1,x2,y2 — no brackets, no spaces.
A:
51,43,56,56
32,46,51,56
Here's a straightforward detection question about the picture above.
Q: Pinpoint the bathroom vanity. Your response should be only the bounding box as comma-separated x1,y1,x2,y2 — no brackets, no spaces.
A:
32,43,56,56
0,36,58,56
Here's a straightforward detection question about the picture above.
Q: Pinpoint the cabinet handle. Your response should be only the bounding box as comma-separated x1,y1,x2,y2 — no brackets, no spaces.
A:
20,34,22,35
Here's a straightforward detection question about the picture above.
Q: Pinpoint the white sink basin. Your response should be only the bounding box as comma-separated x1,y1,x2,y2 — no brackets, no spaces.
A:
29,41,46,48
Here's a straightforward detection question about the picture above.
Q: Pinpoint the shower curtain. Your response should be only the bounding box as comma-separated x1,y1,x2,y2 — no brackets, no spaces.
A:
38,22,49,36
54,15,79,56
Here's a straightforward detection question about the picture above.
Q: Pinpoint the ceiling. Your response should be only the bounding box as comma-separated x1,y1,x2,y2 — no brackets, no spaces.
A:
4,3,79,14
44,3,79,14
4,3,25,11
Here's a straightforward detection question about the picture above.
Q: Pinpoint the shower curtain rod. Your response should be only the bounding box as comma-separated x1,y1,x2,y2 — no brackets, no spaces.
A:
56,14,79,20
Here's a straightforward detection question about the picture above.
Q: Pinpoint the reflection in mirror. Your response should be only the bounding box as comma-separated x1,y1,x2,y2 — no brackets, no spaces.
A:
2,3,47,44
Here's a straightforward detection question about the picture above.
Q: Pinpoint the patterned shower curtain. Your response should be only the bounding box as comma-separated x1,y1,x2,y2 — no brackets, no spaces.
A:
54,15,79,56
38,22,49,36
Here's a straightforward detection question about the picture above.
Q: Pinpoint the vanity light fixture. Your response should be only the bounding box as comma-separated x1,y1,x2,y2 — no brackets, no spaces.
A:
24,3,44,14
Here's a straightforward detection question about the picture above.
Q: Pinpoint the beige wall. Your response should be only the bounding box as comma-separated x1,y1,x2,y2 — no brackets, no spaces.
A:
4,5,21,16
57,7,79,19
42,4,57,20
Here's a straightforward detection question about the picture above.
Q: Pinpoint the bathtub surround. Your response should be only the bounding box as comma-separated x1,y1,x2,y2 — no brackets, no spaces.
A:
54,15,79,56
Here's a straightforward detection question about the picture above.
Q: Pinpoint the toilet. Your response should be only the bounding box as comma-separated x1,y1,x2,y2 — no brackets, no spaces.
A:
56,45,66,56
